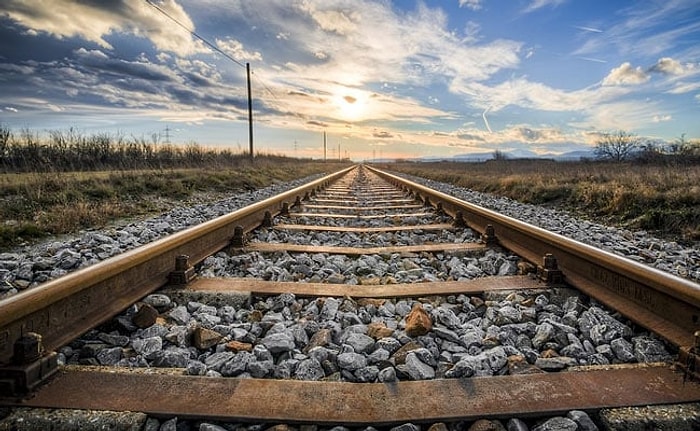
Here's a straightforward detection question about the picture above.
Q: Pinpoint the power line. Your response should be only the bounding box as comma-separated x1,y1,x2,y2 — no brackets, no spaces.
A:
144,0,246,69
145,0,321,149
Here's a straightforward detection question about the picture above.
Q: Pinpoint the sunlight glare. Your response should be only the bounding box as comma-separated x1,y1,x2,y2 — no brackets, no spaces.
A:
336,90,367,121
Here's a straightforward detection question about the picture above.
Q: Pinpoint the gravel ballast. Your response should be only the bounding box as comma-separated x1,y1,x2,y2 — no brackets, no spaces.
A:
2,168,698,430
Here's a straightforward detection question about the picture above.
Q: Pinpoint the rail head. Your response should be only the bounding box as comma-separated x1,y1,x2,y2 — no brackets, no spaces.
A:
368,165,700,347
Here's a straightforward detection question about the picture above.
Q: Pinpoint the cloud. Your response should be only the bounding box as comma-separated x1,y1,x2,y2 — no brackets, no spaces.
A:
652,114,672,123
4,107,18,112
602,62,650,86
573,25,603,33
649,57,686,76
668,82,700,94
572,1,700,59
522,0,567,14
459,0,482,11
215,38,263,62
0,0,205,56
373,130,394,139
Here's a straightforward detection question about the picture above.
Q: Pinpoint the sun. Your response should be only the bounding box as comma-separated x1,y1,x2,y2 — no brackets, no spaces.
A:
336,91,368,121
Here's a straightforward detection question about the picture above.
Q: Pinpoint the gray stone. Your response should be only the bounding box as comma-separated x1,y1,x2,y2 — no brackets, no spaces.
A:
378,366,398,382
532,322,554,349
633,336,672,362
187,360,208,375
260,332,296,354
610,338,637,362
96,346,122,365
204,352,235,372
377,337,402,354
295,358,325,380
152,349,189,368
337,352,367,371
160,417,178,431
433,327,460,343
132,336,162,359
403,352,435,380
354,365,379,382
220,352,252,376
567,410,599,431
484,346,508,372
247,359,274,378
507,418,529,431
389,424,420,431
343,332,375,353
411,347,437,367
532,417,577,431
320,297,340,320
432,307,461,329
142,293,172,310
98,332,130,347
168,306,191,325
534,356,577,371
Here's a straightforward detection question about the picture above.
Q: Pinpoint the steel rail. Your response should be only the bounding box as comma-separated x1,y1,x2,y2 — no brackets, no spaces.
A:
367,165,700,349
0,166,355,365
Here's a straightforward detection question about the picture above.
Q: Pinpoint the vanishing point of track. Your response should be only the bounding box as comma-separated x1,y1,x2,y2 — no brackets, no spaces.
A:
1,164,700,427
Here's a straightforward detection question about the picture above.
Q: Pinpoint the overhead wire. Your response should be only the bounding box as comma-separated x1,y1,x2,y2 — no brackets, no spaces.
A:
144,0,246,69
144,0,311,123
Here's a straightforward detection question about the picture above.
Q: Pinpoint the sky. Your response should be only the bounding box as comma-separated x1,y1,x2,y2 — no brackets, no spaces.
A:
0,0,699,160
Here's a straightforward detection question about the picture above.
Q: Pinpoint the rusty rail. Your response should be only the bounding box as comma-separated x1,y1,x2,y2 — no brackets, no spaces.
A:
0,166,355,368
368,165,700,349
2,164,700,426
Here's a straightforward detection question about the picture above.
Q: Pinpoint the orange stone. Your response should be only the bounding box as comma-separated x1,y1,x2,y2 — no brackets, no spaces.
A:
405,303,432,337
541,349,559,358
357,298,386,308
247,310,263,322
132,302,158,329
192,326,223,350
507,355,544,375
226,340,253,352
367,322,395,339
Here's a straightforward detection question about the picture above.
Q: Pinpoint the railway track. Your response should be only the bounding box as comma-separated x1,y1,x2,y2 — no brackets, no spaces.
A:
1,164,700,429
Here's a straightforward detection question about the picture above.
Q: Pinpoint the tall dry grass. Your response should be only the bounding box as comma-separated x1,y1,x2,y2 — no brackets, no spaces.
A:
0,127,351,250
389,160,700,244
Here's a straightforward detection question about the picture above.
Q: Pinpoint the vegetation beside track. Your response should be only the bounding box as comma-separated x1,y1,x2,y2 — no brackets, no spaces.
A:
0,160,351,250
386,159,700,245
0,126,352,250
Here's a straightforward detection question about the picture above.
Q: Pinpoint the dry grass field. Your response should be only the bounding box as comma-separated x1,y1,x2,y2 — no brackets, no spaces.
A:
388,160,700,245
1,125,697,250
0,159,350,250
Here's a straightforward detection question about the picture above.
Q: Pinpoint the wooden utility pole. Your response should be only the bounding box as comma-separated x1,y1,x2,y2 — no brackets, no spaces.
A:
247,63,254,159
323,131,327,161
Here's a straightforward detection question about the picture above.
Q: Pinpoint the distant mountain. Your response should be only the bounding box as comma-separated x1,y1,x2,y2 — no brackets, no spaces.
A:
411,148,595,162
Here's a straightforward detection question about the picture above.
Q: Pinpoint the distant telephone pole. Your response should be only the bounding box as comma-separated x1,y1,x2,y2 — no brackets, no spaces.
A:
247,62,254,159
323,131,327,161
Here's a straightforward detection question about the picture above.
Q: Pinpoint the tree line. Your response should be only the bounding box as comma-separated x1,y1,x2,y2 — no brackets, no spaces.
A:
594,131,700,164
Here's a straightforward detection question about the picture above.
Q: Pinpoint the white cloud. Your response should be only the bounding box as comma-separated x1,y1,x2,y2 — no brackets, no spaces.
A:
652,114,672,123
0,0,205,56
459,0,483,11
667,82,700,94
523,0,567,14
215,38,263,62
572,1,700,60
650,57,686,75
602,62,650,86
